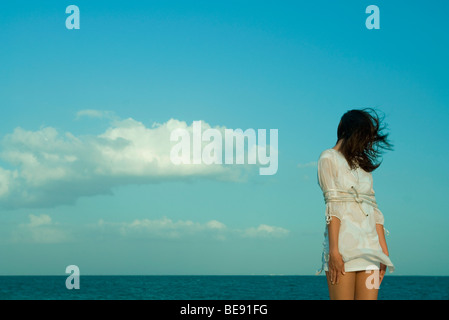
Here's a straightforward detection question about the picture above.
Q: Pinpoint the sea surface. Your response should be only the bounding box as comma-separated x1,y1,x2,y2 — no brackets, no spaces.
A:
0,275,448,300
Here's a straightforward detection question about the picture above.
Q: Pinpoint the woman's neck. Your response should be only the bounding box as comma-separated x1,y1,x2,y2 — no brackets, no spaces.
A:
333,139,343,151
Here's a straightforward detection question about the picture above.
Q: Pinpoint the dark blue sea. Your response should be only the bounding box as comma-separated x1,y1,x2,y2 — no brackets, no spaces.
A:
0,275,448,300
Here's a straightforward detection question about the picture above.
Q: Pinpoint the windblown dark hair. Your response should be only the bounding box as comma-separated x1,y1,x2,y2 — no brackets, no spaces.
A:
337,108,393,172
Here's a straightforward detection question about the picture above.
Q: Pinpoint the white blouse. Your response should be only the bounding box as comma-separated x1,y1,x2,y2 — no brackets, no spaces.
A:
316,148,394,274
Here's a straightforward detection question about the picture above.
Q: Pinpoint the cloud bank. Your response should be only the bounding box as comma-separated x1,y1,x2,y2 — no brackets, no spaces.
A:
6,214,289,244
0,113,263,209
97,217,290,241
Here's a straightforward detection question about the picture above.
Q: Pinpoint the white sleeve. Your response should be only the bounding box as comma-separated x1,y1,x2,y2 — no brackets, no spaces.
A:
317,153,343,223
373,206,385,225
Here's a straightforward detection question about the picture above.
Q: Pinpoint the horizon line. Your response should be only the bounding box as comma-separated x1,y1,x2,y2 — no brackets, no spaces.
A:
0,274,447,277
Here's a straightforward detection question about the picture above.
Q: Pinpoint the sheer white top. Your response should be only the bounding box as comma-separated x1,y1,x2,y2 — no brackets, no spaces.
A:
316,148,394,274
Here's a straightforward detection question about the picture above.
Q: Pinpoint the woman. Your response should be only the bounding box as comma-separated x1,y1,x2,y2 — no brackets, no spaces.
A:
316,108,394,300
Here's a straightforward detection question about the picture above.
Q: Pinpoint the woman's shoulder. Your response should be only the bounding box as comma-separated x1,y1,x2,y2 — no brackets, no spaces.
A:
319,148,337,160
317,149,339,169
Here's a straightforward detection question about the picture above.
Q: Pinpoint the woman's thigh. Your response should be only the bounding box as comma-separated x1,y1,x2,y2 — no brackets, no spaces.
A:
325,271,357,300
354,270,379,300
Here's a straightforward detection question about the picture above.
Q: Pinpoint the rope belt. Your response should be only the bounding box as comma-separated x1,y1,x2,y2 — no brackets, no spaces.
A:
323,186,377,217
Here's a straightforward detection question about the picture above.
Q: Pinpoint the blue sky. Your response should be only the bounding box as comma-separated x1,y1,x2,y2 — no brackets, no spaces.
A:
0,0,448,275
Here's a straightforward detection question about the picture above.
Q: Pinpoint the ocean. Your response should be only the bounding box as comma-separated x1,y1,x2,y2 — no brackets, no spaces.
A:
0,275,448,300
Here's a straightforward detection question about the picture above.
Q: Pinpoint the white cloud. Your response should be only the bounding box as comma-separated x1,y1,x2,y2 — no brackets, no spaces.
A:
0,167,16,197
96,217,289,240
297,161,317,168
11,214,69,244
206,220,227,230
6,214,289,244
97,217,228,240
0,114,256,209
75,109,116,120
242,224,290,238
27,214,52,227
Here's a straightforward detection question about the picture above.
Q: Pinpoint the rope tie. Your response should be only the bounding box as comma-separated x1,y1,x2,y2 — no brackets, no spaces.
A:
323,186,377,217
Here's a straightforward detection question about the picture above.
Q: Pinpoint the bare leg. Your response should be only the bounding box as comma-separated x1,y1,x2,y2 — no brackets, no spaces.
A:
325,271,356,300
354,270,379,300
